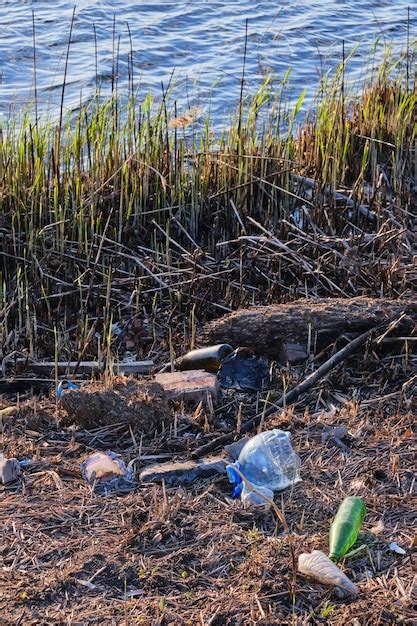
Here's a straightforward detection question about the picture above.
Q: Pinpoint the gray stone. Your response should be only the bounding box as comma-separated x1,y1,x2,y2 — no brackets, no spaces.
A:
224,436,251,460
139,456,226,486
321,425,348,444
0,454,21,484
322,426,350,452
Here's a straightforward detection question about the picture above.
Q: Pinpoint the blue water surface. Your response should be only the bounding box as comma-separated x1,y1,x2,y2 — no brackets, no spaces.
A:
0,1,415,119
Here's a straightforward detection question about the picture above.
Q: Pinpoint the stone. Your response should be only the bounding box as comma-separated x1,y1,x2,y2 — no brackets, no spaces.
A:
321,425,350,451
0,453,21,484
224,436,251,460
154,370,219,404
139,457,226,486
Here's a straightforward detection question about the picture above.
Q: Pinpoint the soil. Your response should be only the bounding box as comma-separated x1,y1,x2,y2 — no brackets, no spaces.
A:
0,360,415,625
59,376,170,432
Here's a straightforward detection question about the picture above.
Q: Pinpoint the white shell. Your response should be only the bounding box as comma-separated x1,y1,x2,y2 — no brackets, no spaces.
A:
298,550,358,596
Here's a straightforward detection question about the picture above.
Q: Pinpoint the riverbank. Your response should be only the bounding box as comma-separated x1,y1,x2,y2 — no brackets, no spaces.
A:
1,49,416,625
1,366,415,624
1,50,415,367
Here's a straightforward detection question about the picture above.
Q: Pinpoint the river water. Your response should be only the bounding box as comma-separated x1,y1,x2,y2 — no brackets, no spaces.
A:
0,1,415,120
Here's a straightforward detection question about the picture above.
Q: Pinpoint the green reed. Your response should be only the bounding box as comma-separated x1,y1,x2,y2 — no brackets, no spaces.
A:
0,43,415,361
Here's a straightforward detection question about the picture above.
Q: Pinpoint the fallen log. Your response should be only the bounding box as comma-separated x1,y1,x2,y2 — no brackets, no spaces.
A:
202,297,416,363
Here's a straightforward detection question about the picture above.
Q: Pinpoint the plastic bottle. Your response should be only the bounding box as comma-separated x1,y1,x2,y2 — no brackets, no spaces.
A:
329,496,366,561
226,429,301,496
241,482,274,511
175,344,233,373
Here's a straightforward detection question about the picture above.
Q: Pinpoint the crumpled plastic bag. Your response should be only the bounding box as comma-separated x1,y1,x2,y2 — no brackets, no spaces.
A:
218,348,270,392
81,451,135,494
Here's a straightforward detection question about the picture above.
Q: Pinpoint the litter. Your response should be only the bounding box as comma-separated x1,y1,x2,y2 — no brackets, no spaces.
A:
56,379,80,400
240,481,274,511
0,453,21,484
81,451,135,493
226,429,301,497
298,550,358,597
175,344,233,373
389,542,406,555
218,347,270,392
329,496,367,561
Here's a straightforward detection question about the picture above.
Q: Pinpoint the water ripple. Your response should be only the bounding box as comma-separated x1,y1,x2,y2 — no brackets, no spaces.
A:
0,0,414,118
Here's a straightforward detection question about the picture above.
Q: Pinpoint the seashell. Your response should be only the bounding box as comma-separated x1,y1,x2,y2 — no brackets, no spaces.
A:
298,550,358,596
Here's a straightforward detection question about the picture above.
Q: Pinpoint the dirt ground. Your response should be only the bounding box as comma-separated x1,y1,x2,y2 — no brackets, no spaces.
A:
0,362,416,625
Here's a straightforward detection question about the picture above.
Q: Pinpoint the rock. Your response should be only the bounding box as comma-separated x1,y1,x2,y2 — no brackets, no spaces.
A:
60,375,170,432
322,425,350,452
154,370,220,404
139,457,226,486
321,425,348,444
0,453,21,484
224,436,251,460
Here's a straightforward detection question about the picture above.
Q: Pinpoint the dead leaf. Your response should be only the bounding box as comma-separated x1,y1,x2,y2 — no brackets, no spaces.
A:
170,107,202,128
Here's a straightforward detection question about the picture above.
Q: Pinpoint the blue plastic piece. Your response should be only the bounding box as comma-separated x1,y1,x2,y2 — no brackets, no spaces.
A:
226,462,243,498
56,379,79,400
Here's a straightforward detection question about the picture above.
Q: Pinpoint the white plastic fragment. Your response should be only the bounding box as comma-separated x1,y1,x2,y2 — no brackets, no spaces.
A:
0,453,21,484
389,542,406,555
298,550,358,596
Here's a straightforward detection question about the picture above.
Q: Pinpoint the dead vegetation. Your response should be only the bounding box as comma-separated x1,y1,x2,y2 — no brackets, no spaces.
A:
0,43,416,625
59,376,170,431
0,361,415,624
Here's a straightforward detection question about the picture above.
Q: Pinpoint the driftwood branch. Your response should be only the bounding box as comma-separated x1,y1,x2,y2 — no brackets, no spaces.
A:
192,325,382,458
202,297,416,363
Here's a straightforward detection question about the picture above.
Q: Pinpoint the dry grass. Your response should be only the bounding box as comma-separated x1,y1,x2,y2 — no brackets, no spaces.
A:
1,45,416,367
1,350,415,625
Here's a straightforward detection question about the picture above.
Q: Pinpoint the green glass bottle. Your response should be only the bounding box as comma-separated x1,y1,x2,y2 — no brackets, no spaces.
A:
329,496,366,562
175,344,233,373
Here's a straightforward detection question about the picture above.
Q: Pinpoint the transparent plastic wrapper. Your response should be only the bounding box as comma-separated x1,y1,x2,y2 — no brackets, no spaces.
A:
81,451,135,493
226,429,301,496
241,482,274,511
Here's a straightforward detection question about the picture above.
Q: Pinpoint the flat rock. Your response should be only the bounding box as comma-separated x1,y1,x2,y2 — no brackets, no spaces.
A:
0,454,21,484
139,457,226,486
154,370,219,404
224,436,251,460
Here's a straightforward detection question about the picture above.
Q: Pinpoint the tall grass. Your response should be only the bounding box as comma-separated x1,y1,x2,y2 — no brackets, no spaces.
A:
1,44,415,363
